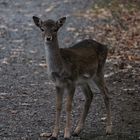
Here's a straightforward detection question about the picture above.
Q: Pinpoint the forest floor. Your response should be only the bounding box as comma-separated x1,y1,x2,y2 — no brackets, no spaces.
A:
0,0,140,140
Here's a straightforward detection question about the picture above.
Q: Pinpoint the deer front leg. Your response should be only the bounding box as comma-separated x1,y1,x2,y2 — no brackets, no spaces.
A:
64,85,75,140
50,86,64,140
73,84,93,136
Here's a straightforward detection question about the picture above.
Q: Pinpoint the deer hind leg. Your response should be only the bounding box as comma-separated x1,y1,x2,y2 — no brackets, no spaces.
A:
73,83,93,136
64,84,75,139
49,86,64,140
94,74,112,134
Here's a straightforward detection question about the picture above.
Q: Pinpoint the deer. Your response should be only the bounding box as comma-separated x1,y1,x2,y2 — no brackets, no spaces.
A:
32,16,112,140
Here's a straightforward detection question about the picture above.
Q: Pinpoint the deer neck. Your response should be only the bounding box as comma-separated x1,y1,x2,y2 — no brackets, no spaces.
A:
44,38,63,75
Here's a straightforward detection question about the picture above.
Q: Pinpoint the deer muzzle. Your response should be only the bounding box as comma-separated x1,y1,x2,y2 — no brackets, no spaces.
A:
46,36,53,41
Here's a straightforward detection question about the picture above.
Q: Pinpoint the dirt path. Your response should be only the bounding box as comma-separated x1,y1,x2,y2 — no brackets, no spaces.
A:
0,0,140,140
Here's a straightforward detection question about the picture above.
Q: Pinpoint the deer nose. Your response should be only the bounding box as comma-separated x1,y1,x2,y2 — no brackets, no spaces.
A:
46,36,52,41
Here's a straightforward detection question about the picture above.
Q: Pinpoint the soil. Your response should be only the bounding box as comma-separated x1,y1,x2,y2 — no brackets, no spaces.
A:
0,0,140,140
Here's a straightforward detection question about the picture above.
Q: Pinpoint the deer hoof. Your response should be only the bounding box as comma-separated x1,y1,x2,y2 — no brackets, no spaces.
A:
64,138,70,140
40,132,52,137
106,125,112,135
72,132,79,137
49,136,57,140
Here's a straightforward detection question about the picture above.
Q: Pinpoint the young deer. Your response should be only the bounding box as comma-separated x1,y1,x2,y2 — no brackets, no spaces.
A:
33,16,112,140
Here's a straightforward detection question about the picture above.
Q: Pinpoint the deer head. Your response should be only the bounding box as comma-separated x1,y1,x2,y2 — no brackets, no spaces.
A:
33,16,66,43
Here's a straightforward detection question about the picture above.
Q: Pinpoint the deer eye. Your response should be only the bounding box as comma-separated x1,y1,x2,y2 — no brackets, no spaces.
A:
40,28,45,32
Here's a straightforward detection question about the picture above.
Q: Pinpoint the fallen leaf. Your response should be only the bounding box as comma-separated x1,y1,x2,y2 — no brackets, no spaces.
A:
45,5,55,12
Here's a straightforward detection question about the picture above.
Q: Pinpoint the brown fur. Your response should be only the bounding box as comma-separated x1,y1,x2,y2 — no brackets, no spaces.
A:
33,16,112,140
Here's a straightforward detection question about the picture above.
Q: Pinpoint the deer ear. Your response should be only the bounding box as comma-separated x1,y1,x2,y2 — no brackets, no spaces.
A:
56,17,66,28
32,16,42,27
